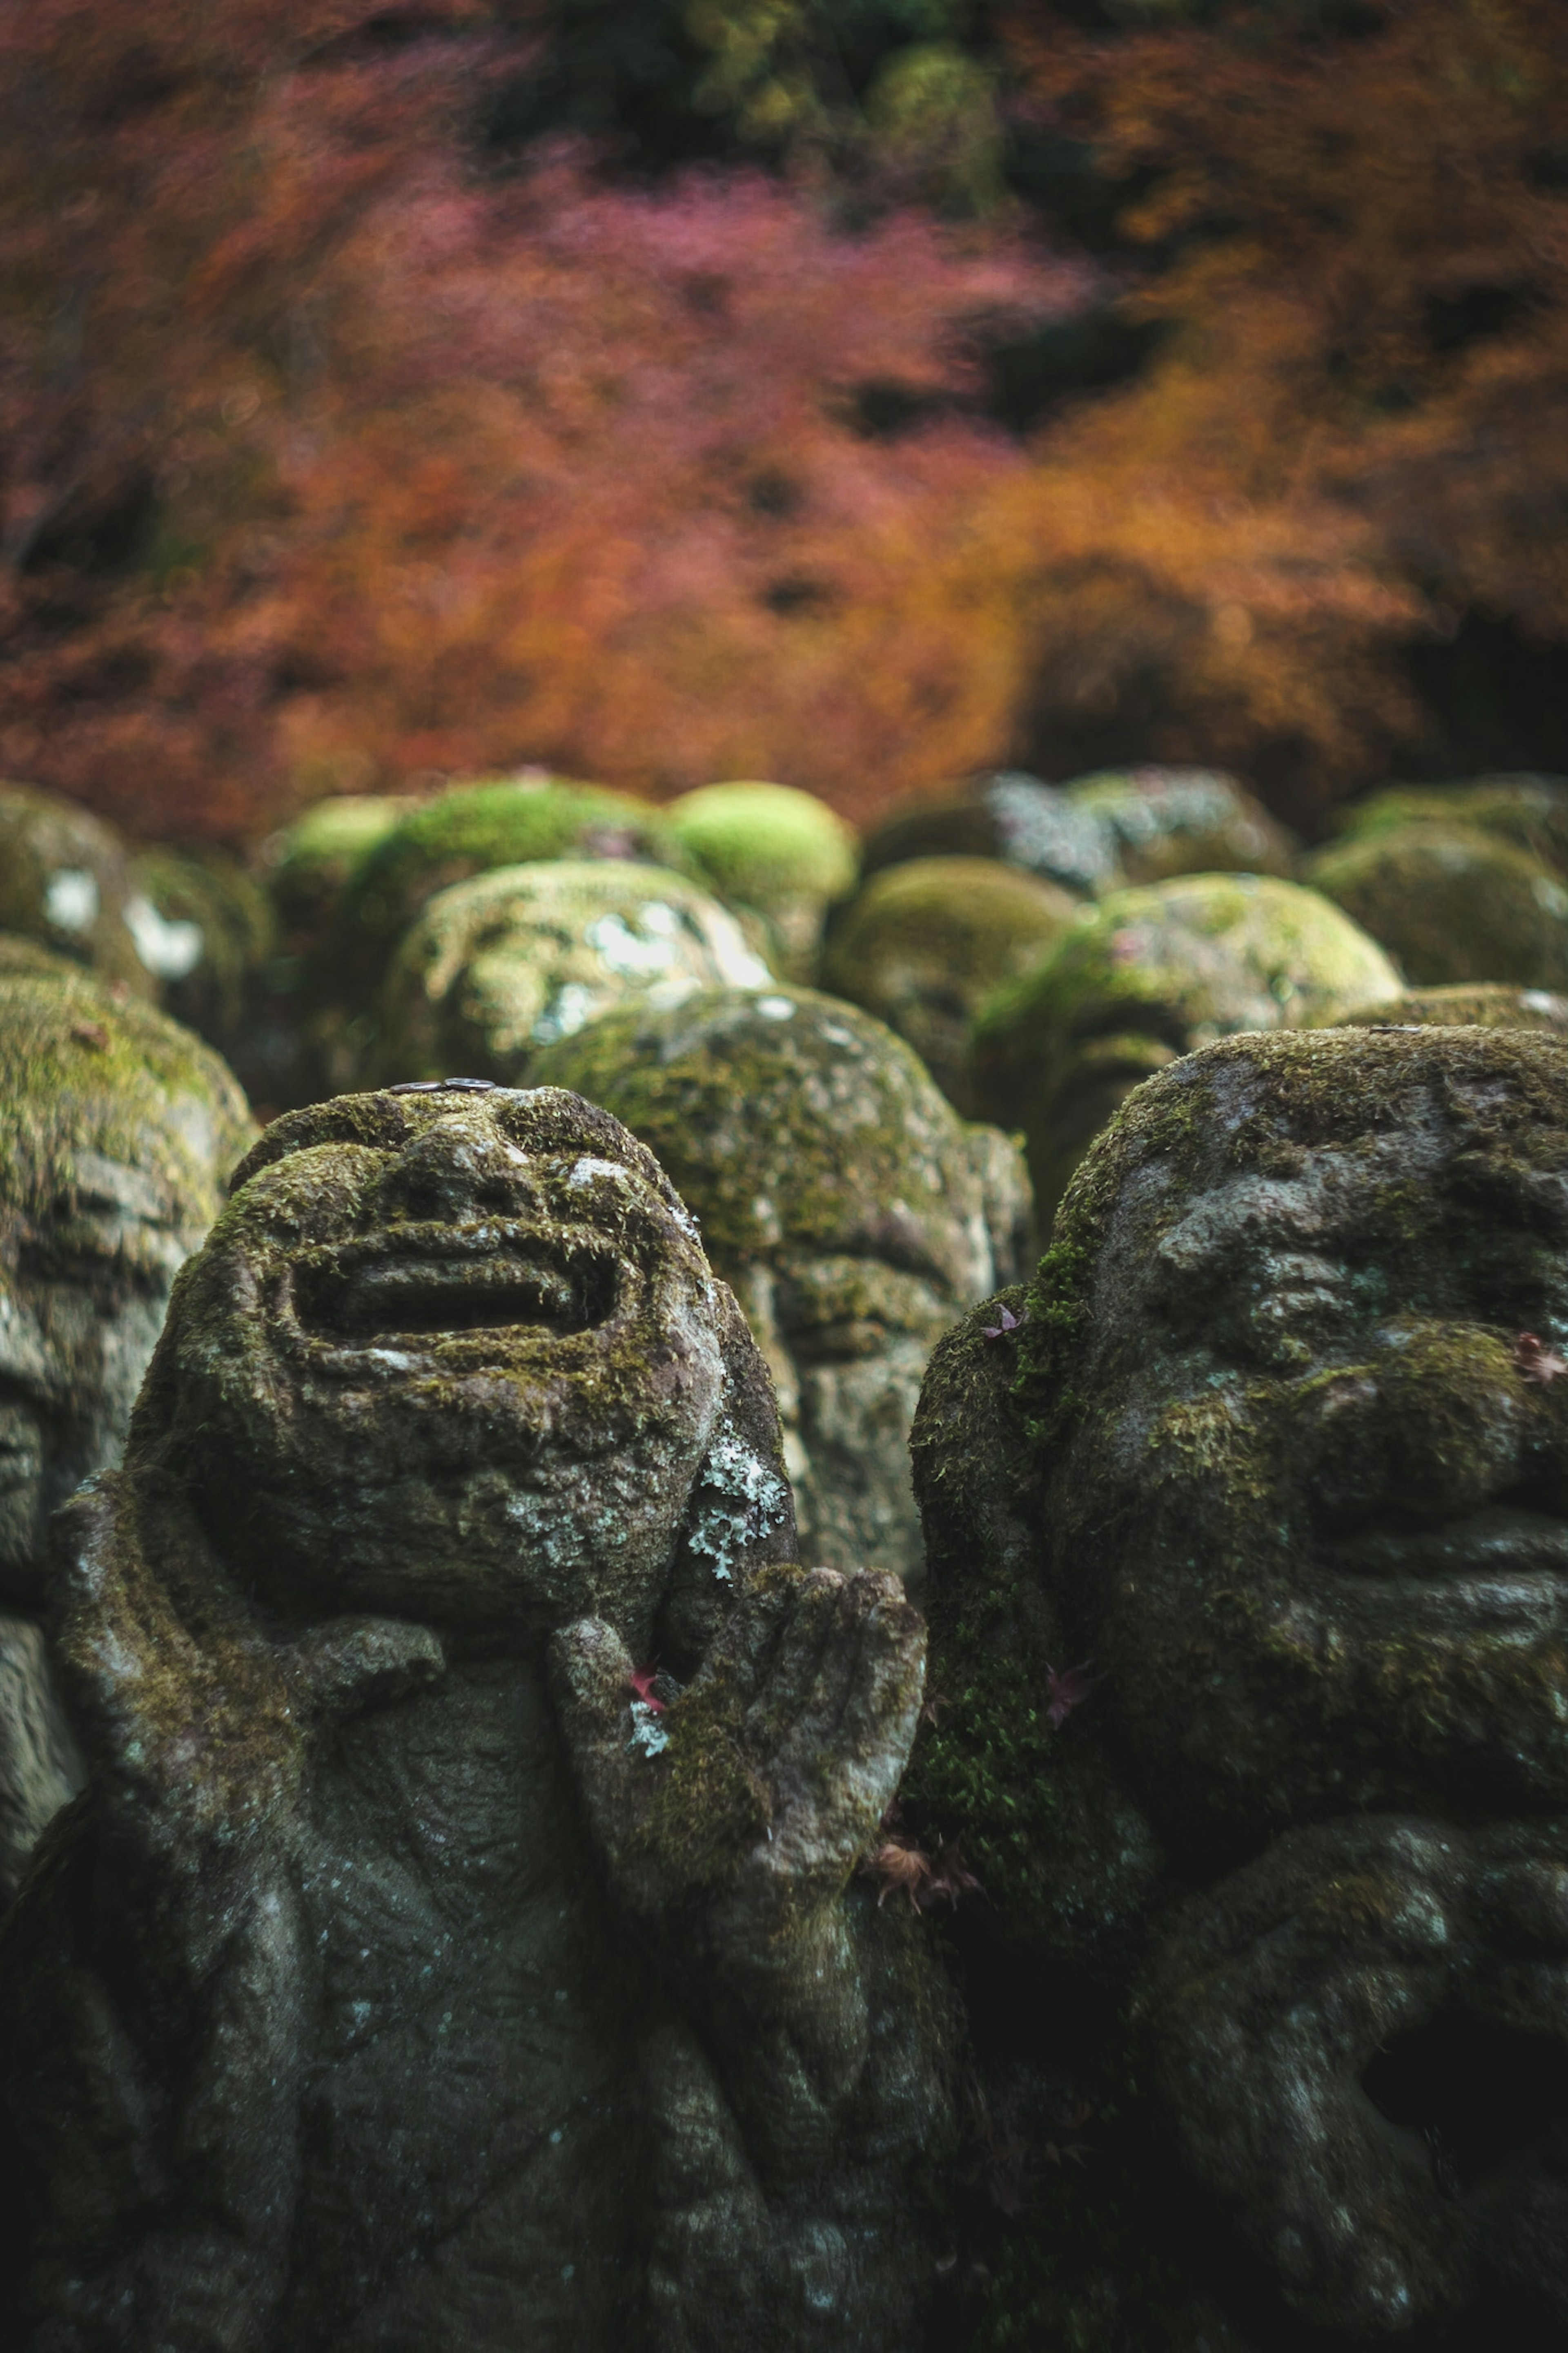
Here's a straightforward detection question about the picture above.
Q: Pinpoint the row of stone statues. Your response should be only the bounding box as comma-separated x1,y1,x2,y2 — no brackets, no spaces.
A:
0,759,1566,2345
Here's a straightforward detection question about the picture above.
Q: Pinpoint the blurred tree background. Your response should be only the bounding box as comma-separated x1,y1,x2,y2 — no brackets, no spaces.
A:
1,0,1564,842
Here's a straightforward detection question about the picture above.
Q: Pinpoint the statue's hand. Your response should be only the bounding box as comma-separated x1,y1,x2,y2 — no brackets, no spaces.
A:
51,1477,445,1889
550,1563,924,1954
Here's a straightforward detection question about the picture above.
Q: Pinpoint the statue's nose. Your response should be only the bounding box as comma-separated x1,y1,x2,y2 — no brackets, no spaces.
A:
1308,1322,1527,1525
376,1112,545,1225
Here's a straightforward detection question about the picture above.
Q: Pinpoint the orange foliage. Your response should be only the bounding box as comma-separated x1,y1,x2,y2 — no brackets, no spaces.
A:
997,0,1568,818
0,2,1085,838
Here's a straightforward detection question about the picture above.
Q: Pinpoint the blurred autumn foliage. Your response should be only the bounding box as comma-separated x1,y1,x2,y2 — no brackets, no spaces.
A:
1,0,1565,841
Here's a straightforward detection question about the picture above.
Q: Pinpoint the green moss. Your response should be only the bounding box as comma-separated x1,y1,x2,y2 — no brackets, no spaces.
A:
1336,981,1568,1032
1301,822,1568,988
131,846,275,1051
970,873,1399,1225
267,792,426,951
0,781,155,999
0,966,255,1231
1064,765,1297,886
821,855,1077,1112
1334,772,1568,875
664,781,858,912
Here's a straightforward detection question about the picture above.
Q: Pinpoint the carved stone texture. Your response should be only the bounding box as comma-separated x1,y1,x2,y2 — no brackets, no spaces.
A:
904,1027,1568,2349
531,988,1031,1596
0,957,254,1904
0,1082,952,2353
374,861,771,1088
970,871,1401,1227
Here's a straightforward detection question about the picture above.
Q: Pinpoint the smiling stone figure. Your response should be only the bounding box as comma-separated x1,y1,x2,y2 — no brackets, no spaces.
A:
908,1025,1568,2349
0,1082,949,2353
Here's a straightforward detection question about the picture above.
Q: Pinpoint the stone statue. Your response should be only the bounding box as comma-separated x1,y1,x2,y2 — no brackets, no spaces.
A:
530,987,1031,1596
905,1026,1568,2348
0,957,254,1904
0,1081,950,2353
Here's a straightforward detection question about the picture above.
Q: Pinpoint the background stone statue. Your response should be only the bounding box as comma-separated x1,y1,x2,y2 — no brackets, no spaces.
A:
0,955,254,1904
531,986,1031,1597
0,1081,952,2352
904,1026,1568,2349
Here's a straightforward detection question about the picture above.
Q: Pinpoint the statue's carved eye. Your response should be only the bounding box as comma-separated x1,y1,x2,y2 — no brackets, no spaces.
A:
229,1097,419,1194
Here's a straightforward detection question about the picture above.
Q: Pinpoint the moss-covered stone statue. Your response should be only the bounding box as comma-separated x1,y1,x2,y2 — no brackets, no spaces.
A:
532,989,1030,1595
904,1026,1568,2350
820,856,1078,1115
0,962,255,1906
375,861,771,1086
0,781,182,1002
0,1081,952,2352
1338,981,1568,1033
130,845,276,1063
1333,771,1568,875
663,782,859,980
1302,821,1568,991
858,767,1294,903
1063,763,1296,886
970,871,1400,1227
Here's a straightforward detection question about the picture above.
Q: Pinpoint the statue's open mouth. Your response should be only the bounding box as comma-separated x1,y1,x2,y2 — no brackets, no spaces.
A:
294,1226,618,1343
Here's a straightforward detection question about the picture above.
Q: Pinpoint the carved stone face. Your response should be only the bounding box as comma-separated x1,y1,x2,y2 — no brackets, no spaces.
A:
158,1084,734,1642
0,967,254,1610
530,987,1030,1590
1046,1027,1568,1833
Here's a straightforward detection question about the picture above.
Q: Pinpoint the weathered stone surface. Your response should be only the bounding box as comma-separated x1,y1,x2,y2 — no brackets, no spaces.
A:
820,856,1078,1114
904,1026,1568,2349
1303,821,1568,989
0,1082,954,2352
1063,764,1296,885
970,871,1400,1227
532,989,1030,1595
1338,981,1568,1033
131,845,276,1057
664,782,858,981
0,780,168,1000
858,773,1116,896
375,861,771,1086
0,963,255,1902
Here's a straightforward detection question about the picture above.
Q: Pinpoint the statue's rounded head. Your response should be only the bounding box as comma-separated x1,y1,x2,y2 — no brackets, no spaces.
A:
140,1082,748,1642
1018,1024,1568,1831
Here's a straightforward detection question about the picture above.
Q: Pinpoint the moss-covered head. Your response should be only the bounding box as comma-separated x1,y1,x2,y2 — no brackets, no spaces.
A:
374,859,771,1086
1302,821,1568,989
820,855,1077,1114
1337,982,1568,1033
336,777,680,993
1335,772,1568,875
134,1082,792,1653
664,781,858,977
0,781,164,999
971,871,1400,1226
1013,1025,1568,1834
0,965,255,1607
530,987,1029,1585
1064,763,1296,885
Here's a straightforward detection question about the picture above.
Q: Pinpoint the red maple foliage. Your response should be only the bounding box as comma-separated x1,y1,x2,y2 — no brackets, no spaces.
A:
0,2,1086,840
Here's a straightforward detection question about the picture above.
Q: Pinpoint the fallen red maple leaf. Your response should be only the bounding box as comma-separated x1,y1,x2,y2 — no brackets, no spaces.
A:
1515,1332,1568,1384
859,1833,983,1912
627,1663,667,1712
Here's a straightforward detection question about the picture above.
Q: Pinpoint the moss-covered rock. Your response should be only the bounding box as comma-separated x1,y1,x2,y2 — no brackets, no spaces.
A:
970,871,1400,1227
904,1025,1568,2349
531,986,1030,1593
1337,981,1568,1033
374,861,771,1086
0,1082,949,2348
1302,820,1568,988
0,962,255,1902
1063,763,1296,885
1334,771,1568,874
265,792,426,959
336,776,680,1002
820,855,1078,1113
131,844,276,1056
859,771,1118,897
0,781,164,999
664,780,859,979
